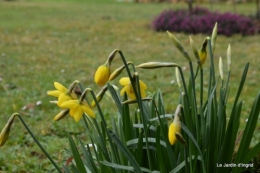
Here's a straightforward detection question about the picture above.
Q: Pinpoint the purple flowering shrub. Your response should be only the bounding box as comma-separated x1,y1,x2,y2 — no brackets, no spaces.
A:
152,7,260,36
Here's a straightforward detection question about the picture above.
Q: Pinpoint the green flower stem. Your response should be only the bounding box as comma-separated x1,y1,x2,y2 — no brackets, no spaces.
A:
118,50,152,170
89,90,107,128
177,66,190,108
224,71,230,103
16,114,62,173
189,61,197,115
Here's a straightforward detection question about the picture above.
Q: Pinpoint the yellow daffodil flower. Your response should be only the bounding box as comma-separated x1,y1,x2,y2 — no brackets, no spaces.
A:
119,77,147,100
198,49,207,65
168,109,181,145
94,64,110,86
198,38,208,65
60,100,95,122
47,82,78,107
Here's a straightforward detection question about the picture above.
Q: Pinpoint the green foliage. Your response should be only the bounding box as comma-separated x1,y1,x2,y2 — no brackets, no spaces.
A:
59,25,260,172
1,1,260,172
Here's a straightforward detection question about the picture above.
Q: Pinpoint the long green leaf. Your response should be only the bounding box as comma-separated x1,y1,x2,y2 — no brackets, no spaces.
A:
244,142,260,164
107,129,142,173
101,161,154,173
233,92,260,173
67,133,87,173
126,137,167,148
181,123,206,173
79,139,97,173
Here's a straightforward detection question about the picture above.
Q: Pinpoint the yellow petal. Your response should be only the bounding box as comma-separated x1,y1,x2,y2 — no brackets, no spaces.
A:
94,65,110,86
128,91,136,99
54,82,67,93
119,77,130,86
47,90,62,97
168,122,177,145
120,85,128,96
60,100,79,109
70,106,83,122
139,80,147,90
82,104,95,118
140,88,146,98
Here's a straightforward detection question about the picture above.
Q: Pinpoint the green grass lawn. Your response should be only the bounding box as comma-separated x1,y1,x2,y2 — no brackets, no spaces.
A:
0,0,259,172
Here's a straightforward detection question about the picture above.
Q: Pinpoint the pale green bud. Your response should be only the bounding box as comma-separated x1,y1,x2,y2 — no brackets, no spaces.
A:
227,43,231,71
219,57,224,80
136,62,179,69
167,31,191,62
0,113,18,147
211,22,218,53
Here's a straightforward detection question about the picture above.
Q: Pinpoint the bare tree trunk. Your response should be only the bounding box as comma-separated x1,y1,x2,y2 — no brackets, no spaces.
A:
186,0,193,15
257,0,260,20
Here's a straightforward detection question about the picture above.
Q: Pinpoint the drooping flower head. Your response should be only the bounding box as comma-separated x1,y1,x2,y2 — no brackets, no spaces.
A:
60,88,95,122
61,100,95,122
0,113,18,147
168,105,182,145
94,63,110,86
119,77,147,100
47,81,78,107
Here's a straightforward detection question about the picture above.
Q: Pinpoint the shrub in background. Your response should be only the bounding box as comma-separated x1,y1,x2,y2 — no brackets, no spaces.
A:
152,6,260,36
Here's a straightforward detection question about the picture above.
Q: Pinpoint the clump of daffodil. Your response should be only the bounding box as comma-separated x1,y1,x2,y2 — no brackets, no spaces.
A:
47,81,78,107
119,77,147,100
168,105,182,145
61,88,95,122
198,37,208,65
0,113,18,147
94,62,110,86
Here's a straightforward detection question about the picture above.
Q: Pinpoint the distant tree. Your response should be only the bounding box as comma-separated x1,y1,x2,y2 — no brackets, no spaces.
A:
257,0,260,20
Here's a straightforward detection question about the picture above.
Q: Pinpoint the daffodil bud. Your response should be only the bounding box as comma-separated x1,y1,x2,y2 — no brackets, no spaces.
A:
227,43,231,72
136,62,179,69
167,31,191,62
109,65,125,81
53,109,69,121
91,86,108,107
219,57,224,80
94,63,110,86
168,105,182,145
211,22,218,53
122,97,152,104
198,38,208,65
189,36,200,66
0,113,18,147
